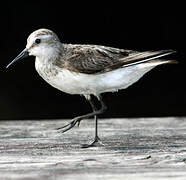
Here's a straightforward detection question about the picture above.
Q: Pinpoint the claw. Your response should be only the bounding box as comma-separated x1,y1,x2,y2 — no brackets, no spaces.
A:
56,118,82,133
60,123,76,133
77,120,81,127
56,123,70,130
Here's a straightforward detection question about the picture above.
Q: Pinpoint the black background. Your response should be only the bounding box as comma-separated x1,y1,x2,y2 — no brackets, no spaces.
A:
0,2,185,120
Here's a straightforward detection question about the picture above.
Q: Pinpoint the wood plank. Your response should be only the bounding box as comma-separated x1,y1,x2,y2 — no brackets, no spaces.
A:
0,117,186,179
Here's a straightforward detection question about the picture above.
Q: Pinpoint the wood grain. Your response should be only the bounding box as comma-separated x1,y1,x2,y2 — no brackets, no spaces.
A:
0,117,186,179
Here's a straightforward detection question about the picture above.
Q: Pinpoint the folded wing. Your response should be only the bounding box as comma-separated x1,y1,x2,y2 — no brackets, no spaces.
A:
58,44,176,74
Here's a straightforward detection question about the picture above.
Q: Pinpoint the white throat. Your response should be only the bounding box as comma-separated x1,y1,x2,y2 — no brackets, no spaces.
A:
29,42,63,65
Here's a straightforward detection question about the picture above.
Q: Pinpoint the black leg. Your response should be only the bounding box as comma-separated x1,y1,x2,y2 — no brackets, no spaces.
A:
56,94,107,136
81,95,103,148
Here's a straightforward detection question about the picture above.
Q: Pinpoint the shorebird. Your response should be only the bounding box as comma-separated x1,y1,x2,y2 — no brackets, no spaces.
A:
6,28,176,148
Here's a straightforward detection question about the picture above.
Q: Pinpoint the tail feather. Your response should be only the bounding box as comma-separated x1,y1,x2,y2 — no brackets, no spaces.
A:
97,49,177,74
121,49,176,68
137,59,178,68
163,59,178,64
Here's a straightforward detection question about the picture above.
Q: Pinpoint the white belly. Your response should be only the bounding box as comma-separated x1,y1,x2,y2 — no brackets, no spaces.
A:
35,59,161,95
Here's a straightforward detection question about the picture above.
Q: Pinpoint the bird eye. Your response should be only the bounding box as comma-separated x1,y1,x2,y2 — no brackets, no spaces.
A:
35,38,41,44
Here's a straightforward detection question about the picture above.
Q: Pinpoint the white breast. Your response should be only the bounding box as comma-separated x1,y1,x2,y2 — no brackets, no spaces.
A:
35,58,161,96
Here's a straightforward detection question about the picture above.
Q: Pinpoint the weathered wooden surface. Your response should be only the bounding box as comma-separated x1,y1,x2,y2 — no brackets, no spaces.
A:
0,118,186,179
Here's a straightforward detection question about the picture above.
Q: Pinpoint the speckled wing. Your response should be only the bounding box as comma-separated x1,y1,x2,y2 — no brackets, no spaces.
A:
59,44,175,74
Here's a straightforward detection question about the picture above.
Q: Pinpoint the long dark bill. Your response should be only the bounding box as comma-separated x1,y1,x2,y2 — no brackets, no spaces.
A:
6,48,29,69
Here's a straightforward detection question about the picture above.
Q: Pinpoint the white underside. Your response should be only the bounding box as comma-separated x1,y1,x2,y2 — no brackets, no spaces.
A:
35,59,167,96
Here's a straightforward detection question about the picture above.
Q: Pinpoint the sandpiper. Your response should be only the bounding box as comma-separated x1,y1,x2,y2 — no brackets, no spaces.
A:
6,28,176,148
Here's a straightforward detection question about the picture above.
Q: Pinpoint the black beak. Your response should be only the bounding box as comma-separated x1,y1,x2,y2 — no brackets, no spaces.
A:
6,48,29,69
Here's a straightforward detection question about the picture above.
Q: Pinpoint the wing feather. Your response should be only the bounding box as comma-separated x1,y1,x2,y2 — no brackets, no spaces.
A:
57,44,175,74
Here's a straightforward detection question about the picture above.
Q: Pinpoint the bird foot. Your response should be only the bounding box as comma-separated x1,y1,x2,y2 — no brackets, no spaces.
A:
81,136,104,148
56,117,82,133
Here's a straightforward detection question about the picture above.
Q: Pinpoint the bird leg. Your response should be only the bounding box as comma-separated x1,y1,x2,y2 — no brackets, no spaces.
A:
81,95,104,148
56,95,107,143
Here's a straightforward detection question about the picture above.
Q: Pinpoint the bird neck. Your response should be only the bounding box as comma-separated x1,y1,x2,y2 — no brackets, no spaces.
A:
36,43,64,65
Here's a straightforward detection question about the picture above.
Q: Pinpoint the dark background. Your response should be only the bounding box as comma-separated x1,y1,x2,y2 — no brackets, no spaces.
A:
0,2,185,120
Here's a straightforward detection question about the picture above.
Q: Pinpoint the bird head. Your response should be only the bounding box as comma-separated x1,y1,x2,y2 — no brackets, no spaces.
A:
6,28,61,68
